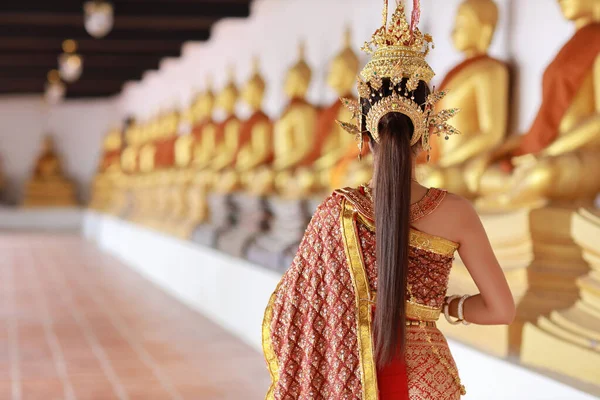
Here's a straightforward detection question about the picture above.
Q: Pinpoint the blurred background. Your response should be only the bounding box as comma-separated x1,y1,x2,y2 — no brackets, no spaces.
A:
0,0,598,399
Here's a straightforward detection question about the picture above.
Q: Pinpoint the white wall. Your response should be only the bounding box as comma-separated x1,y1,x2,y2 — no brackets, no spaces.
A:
0,95,117,204
118,0,574,134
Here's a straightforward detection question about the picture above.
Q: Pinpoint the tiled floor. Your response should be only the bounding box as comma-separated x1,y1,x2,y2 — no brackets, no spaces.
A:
0,233,270,400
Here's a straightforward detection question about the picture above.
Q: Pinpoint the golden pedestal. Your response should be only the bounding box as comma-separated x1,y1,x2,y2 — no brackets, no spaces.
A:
22,178,78,208
440,206,588,358
521,208,600,389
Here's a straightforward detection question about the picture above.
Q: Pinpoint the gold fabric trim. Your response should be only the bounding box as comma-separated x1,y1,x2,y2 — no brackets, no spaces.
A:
340,199,378,400
406,300,441,321
356,213,458,258
410,230,458,257
262,289,280,400
367,293,441,322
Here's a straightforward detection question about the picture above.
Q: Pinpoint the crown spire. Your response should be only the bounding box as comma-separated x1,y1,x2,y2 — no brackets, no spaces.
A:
298,40,306,61
252,56,260,75
343,25,352,49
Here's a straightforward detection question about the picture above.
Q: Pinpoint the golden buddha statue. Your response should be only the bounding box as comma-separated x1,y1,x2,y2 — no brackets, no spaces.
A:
90,127,123,211
271,42,319,199
418,0,509,197
217,58,274,195
206,68,242,193
149,111,181,232
177,83,217,237
438,0,600,361
166,108,195,235
121,121,141,174
22,135,78,207
308,28,361,194
472,0,600,209
192,79,219,170
329,28,375,190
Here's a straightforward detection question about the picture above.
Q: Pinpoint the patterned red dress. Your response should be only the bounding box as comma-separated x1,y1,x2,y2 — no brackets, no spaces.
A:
263,186,464,399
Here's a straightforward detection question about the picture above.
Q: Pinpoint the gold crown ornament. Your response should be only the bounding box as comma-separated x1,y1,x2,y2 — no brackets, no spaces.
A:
337,0,461,162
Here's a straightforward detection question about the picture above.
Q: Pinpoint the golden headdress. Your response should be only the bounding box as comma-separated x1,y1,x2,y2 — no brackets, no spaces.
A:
337,0,460,161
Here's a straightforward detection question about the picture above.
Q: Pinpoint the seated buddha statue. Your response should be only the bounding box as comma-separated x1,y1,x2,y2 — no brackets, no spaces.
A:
217,58,275,255
121,120,141,175
306,28,361,195
150,112,180,232
471,0,600,209
23,135,78,207
418,0,509,197
272,42,319,199
192,70,244,246
205,68,242,193
218,57,273,195
178,83,217,236
163,108,194,236
90,127,123,211
246,43,321,269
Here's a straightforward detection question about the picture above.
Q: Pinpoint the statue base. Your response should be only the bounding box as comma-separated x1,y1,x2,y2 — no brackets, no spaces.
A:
217,194,269,258
521,208,600,389
443,206,588,358
246,197,310,272
22,179,78,208
191,194,235,248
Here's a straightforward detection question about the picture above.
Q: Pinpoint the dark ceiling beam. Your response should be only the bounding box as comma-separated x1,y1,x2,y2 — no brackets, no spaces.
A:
0,24,211,41
0,2,251,17
0,13,217,30
0,38,184,54
0,0,252,97
0,78,124,95
0,53,165,69
0,66,146,81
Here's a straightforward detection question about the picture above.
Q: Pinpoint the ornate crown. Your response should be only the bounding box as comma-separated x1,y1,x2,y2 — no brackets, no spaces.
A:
337,0,460,161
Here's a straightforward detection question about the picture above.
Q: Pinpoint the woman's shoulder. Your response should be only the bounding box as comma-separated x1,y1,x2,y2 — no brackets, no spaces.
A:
422,189,482,243
436,191,478,218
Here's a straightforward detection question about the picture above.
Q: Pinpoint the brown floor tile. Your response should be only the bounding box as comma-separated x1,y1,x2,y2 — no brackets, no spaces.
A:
0,233,268,399
21,379,67,399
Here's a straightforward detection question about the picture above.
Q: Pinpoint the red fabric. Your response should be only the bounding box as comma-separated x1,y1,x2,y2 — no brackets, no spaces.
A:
266,194,365,399
153,136,178,168
214,114,238,147
374,305,410,400
236,111,273,165
378,357,410,399
514,23,600,156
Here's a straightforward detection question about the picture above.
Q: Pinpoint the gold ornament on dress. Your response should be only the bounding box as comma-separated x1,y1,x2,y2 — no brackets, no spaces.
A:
336,0,461,162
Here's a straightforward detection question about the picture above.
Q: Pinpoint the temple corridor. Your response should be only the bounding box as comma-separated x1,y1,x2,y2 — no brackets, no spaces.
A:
0,233,269,400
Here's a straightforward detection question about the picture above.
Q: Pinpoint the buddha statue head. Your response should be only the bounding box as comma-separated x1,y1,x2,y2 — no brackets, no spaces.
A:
558,0,600,26
284,41,312,99
192,77,216,123
124,120,137,146
216,67,239,115
105,128,123,151
327,27,359,97
241,57,266,112
452,0,499,56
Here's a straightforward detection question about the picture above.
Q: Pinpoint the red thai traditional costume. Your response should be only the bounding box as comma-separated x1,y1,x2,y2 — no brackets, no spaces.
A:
263,186,463,399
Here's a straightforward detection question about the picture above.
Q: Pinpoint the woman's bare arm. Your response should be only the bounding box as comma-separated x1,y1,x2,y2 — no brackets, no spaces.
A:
444,195,516,325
